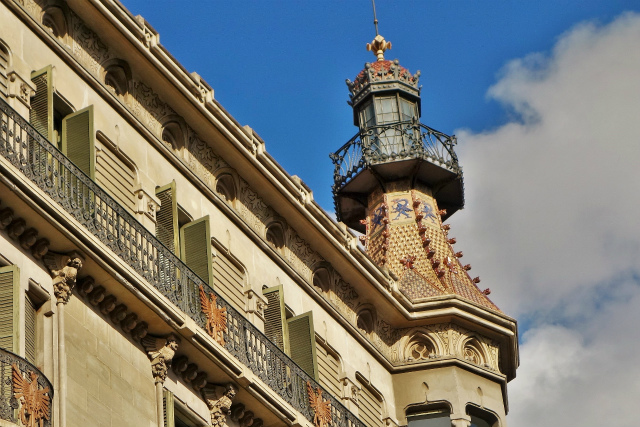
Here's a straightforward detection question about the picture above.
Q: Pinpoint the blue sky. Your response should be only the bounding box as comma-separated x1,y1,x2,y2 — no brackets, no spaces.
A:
123,0,637,212
122,1,640,425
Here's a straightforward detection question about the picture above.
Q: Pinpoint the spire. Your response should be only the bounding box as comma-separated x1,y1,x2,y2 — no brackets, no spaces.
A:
366,0,391,61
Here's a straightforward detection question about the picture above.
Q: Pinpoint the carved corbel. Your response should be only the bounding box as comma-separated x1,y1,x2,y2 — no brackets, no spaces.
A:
133,186,160,223
141,334,180,384
43,251,84,304
201,383,237,427
341,377,359,405
7,71,36,109
245,289,267,320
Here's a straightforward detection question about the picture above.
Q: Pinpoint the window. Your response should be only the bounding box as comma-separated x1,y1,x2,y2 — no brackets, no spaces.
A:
163,389,205,427
407,410,450,427
30,66,95,180
155,181,214,286
467,405,499,427
400,99,416,121
262,285,318,380
374,96,399,125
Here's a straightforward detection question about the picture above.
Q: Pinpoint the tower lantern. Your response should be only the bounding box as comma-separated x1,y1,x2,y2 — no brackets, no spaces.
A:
331,35,488,307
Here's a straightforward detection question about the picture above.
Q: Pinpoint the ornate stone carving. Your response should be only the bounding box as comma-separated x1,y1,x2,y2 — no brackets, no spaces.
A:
133,187,160,223
12,364,51,427
43,251,84,304
286,228,321,279
199,285,228,346
201,383,237,427
141,334,180,384
245,289,266,320
70,10,110,75
307,381,332,427
237,179,269,234
128,81,174,137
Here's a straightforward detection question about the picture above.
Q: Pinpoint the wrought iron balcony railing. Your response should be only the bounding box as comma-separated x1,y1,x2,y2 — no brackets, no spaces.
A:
0,347,53,427
330,121,461,191
0,98,364,427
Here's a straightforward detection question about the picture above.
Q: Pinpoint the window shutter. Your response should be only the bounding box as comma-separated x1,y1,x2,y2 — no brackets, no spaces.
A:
0,265,20,353
287,312,318,381
30,66,54,142
24,295,36,364
155,182,179,256
357,379,384,427
317,343,341,399
62,105,95,179
0,46,9,100
180,216,213,287
262,285,288,353
162,389,175,427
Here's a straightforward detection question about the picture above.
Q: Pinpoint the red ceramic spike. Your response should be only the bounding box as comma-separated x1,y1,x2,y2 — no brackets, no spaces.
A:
473,277,481,284
463,264,471,271
448,238,457,244
455,251,463,258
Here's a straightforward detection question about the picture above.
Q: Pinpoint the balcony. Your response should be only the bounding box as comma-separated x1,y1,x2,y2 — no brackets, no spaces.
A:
330,121,464,231
0,97,364,427
0,347,53,427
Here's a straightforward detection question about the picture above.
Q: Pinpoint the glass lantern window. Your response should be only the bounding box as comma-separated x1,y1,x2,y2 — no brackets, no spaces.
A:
360,101,376,128
400,98,416,121
375,96,400,124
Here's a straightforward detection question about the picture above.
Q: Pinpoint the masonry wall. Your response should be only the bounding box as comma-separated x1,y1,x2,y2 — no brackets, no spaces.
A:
65,296,156,427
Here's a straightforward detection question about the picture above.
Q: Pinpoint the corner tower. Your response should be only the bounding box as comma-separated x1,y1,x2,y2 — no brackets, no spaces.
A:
332,35,494,309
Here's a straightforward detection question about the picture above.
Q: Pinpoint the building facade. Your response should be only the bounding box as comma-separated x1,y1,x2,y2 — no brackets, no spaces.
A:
0,1,518,427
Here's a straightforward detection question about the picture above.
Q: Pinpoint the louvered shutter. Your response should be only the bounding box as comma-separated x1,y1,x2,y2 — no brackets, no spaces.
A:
162,389,175,427
0,46,8,100
317,343,341,399
155,182,179,256
180,216,213,286
287,312,318,381
62,105,95,179
358,380,384,427
262,285,288,353
30,66,54,142
24,295,36,363
0,265,19,353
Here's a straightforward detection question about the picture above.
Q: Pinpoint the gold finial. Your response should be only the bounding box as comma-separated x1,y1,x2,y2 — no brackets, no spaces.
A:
366,0,391,61
367,34,392,61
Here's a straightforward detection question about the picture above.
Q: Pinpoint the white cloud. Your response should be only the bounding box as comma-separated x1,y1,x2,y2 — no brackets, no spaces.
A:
448,12,640,426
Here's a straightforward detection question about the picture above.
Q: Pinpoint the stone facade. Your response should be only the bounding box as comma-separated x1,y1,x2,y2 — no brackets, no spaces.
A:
0,1,518,427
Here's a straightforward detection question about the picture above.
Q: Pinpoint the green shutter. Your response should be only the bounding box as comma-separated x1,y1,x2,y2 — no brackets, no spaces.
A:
30,66,54,142
180,216,213,286
287,312,318,381
156,182,179,256
262,285,288,353
24,295,36,364
0,266,20,353
62,105,95,179
162,389,175,427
